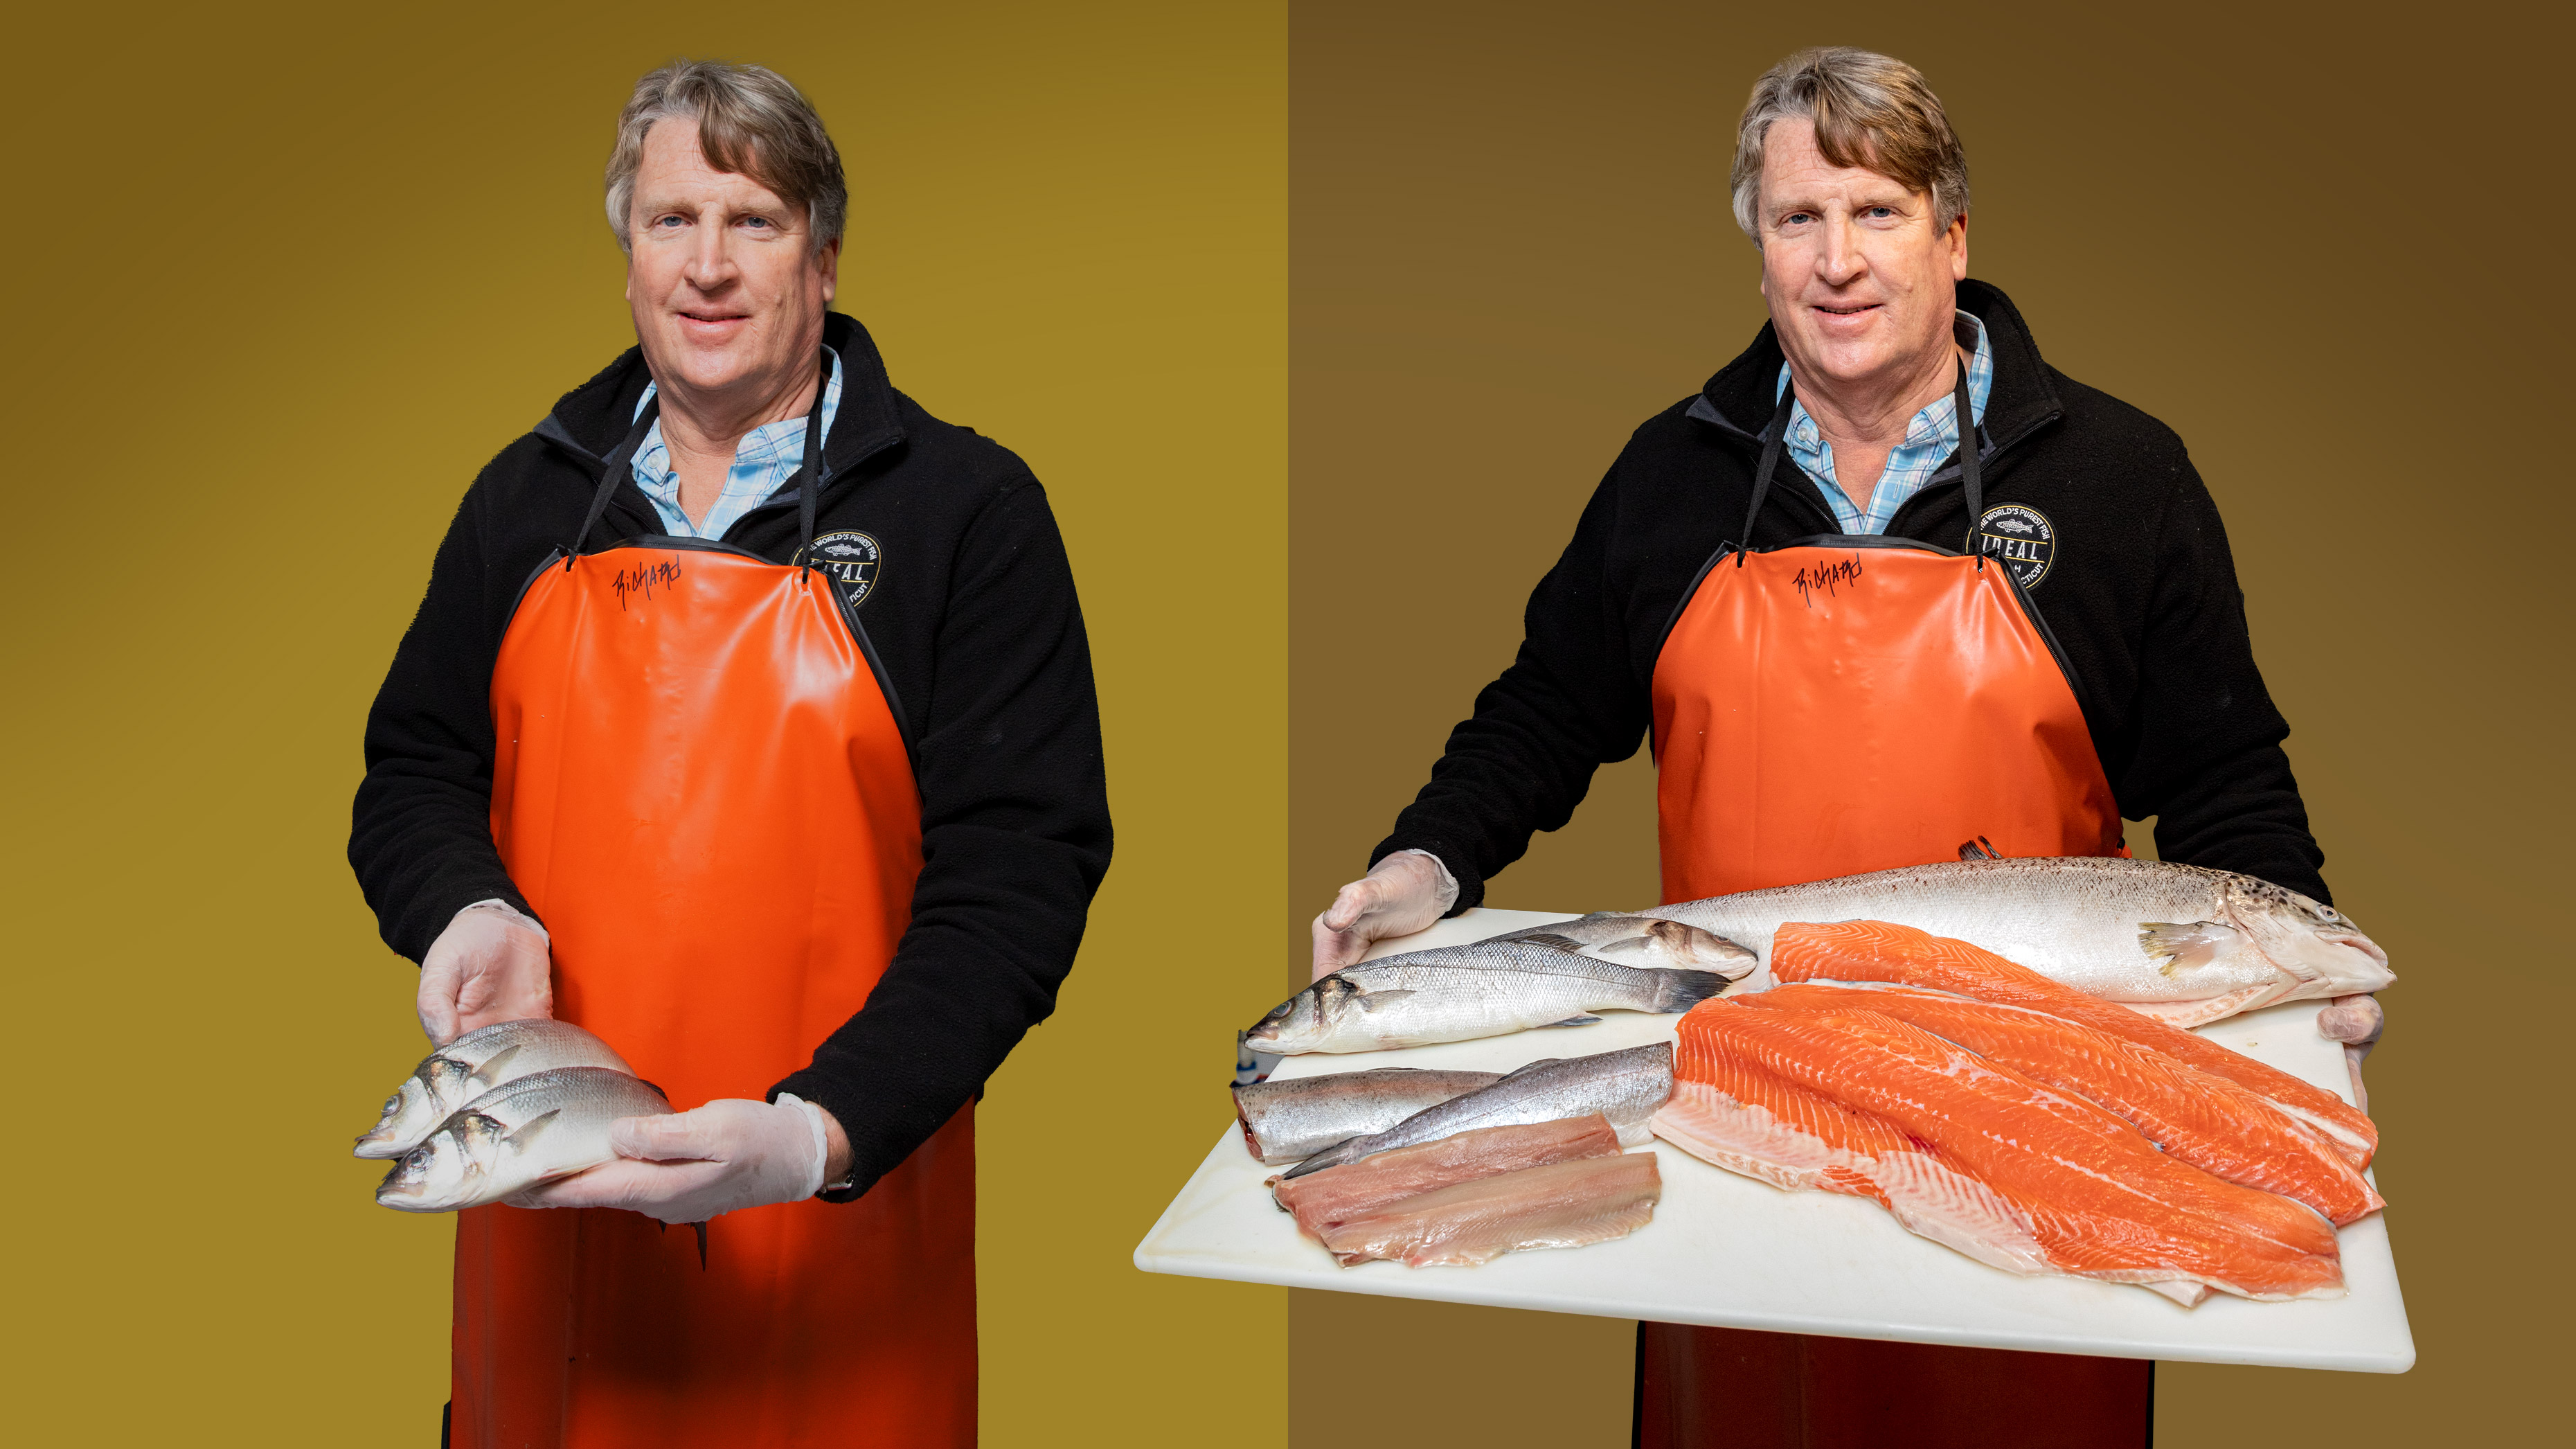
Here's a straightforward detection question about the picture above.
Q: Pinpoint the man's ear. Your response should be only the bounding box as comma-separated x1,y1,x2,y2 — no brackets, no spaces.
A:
1948,212,1970,281
818,238,842,305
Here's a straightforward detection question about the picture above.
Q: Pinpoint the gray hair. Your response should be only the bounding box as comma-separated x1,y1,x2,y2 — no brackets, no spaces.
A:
605,60,848,253
1729,48,1970,246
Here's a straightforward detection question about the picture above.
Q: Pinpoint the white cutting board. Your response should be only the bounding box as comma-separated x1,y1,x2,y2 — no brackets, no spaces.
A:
1135,908,2413,1371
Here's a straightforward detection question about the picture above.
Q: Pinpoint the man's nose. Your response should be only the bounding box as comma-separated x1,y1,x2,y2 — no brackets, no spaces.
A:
684,222,737,289
1818,211,1867,287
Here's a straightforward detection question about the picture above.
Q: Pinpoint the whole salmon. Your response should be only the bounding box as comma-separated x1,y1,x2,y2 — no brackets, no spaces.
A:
1645,857,2391,1025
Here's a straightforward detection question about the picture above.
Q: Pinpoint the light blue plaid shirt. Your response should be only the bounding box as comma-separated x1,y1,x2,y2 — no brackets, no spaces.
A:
630,353,842,540
1776,310,1992,535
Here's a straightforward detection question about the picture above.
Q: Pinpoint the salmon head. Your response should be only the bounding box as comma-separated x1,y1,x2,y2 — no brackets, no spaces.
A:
2221,878,2395,997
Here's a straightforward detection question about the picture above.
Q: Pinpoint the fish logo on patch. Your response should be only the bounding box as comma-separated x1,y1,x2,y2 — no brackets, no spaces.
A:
798,531,882,610
1975,504,2055,589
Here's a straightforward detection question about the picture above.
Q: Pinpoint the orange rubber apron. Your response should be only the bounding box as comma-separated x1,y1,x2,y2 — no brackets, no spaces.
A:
454,376,976,1449
1650,366,2122,902
1638,368,2140,1448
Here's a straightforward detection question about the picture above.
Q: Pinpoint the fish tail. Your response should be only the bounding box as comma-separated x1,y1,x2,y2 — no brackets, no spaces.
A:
1651,968,1731,1013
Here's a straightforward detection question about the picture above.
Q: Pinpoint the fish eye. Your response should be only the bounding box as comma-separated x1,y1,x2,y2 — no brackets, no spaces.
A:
382,1094,401,1114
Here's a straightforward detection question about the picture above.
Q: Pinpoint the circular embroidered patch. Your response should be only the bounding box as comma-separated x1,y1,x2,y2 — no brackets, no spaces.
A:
1975,504,2055,589
800,530,882,610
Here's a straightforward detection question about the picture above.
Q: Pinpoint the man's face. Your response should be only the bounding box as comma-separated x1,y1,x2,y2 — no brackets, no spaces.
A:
1755,118,1967,397
625,119,838,404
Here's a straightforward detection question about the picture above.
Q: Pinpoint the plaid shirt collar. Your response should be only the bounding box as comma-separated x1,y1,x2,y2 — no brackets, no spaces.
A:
1774,310,1992,535
629,353,843,542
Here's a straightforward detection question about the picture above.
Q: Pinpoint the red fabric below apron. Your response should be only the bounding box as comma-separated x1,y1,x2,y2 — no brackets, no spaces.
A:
453,543,973,1449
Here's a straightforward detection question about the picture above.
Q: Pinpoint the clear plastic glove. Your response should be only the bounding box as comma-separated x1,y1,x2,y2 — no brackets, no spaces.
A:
1312,850,1458,981
508,1096,838,1225
2318,993,2383,1112
417,901,553,1047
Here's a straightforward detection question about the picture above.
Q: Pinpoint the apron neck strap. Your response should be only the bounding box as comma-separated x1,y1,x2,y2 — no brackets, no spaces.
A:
793,349,833,562
1739,357,1980,567
565,348,837,567
1953,359,1983,562
1737,386,1796,565
569,397,661,565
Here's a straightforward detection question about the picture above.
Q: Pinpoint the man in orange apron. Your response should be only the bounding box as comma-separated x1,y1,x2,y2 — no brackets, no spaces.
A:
350,62,1109,1448
1312,47,2372,1448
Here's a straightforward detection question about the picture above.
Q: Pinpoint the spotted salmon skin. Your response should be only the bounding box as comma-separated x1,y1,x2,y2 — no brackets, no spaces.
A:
1769,920,2379,1167
1659,999,2345,1303
1744,984,2383,1225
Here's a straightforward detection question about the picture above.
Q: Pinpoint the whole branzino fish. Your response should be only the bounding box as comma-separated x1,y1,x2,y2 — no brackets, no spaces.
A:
375,1067,672,1214
355,1018,635,1159
1244,943,1728,1055
1283,1043,1674,1179
1644,857,2392,1026
1489,915,1757,979
1233,1067,1503,1165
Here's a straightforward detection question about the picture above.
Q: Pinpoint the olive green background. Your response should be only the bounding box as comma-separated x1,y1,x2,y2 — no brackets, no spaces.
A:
1,3,1283,1444
7,1,2568,1445
1286,1,2567,1445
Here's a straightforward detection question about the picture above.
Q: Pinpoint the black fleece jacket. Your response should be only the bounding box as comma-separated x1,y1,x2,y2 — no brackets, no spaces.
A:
1375,280,2327,909
350,312,1111,1200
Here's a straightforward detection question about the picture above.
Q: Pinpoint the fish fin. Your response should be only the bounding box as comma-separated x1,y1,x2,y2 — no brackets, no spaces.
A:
1352,990,1416,1014
2138,921,2244,976
465,1043,523,1088
1514,933,1589,952
501,1108,562,1150
1956,836,2002,861
692,1221,709,1270
1650,968,1732,1012
1537,1014,1605,1028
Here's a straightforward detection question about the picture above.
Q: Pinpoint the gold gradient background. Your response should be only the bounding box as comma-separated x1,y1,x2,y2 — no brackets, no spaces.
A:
6,1,2566,1446
1286,1,2566,1445
3,3,1284,1444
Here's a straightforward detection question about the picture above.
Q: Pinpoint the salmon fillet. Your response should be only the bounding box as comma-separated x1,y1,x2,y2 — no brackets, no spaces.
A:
1674,1000,2343,1301
1745,984,2383,1225
1269,1114,1622,1239
1318,1151,1662,1268
1769,920,2379,1167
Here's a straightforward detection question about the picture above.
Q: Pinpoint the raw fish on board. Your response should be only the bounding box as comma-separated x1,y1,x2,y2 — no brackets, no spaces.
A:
1658,1000,2343,1302
1283,1043,1674,1179
1768,919,2378,1166
1270,1114,1622,1239
1244,943,1726,1055
1317,1151,1663,1269
1745,984,2381,1225
1643,857,2391,1026
1233,1067,1503,1165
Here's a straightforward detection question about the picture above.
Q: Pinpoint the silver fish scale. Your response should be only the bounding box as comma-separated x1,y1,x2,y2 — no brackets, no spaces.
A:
460,1065,670,1134
1285,1044,1674,1177
1640,857,2256,1002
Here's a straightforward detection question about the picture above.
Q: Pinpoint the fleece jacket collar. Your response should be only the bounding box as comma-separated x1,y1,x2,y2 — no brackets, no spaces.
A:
1686,278,2065,467
529,311,908,490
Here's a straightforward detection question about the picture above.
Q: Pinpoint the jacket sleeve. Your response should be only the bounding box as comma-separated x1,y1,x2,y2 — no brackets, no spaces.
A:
771,478,1113,1200
2120,460,2330,902
348,473,534,961
1369,464,1651,912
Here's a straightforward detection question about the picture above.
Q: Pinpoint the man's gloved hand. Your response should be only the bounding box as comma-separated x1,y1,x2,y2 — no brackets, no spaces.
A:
1311,850,1459,981
2318,993,2383,1112
508,1096,846,1224
417,901,553,1047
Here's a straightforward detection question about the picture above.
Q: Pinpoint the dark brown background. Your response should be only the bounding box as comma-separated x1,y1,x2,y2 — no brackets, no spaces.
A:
1287,1,2568,1443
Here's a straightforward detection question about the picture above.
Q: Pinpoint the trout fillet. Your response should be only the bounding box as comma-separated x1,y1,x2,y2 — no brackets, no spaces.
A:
1318,1152,1663,1268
